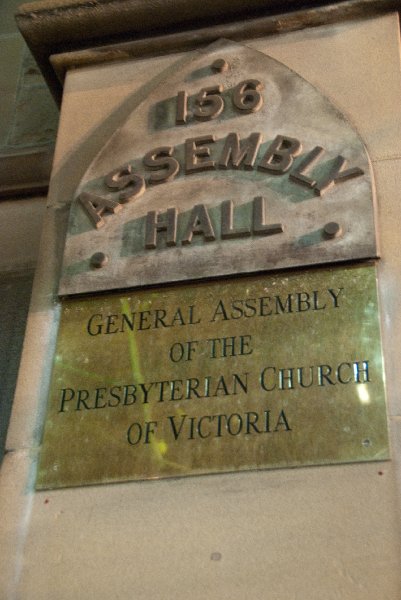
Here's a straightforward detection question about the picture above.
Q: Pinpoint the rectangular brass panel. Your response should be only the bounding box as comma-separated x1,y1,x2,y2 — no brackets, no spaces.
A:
37,265,389,489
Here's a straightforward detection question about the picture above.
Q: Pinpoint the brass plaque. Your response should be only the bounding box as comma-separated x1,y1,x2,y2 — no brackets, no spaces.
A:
37,265,389,489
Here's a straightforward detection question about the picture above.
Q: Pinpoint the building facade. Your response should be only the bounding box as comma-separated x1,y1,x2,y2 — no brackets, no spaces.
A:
1,1,401,598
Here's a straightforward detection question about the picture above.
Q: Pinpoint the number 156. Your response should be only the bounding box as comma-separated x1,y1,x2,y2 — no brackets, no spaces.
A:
176,79,264,124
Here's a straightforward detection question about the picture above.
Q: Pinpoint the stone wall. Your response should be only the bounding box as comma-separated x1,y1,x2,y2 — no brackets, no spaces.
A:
1,13,400,599
0,0,54,461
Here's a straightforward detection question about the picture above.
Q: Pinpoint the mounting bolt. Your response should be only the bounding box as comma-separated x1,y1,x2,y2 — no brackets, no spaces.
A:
212,58,229,73
90,252,109,268
323,222,342,239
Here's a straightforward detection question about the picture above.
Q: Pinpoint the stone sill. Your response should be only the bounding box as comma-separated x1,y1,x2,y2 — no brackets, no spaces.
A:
0,147,53,198
16,0,401,105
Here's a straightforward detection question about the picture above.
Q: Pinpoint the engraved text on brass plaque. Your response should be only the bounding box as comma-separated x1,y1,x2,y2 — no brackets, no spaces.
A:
37,264,389,489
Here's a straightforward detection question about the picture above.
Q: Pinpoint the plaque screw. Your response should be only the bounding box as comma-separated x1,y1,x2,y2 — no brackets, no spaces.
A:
323,222,342,239
212,58,229,73
210,552,222,561
90,252,109,268
362,438,372,448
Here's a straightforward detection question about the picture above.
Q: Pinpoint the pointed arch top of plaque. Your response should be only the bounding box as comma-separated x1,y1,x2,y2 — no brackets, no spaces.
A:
59,39,376,296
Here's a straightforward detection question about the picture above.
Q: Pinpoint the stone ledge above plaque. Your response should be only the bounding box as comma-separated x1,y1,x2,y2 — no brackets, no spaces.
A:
59,39,377,297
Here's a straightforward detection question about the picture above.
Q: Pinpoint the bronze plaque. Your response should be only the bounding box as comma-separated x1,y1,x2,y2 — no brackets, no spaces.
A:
59,39,377,297
37,264,388,489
